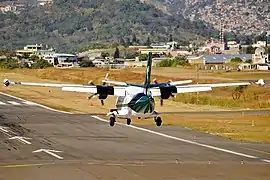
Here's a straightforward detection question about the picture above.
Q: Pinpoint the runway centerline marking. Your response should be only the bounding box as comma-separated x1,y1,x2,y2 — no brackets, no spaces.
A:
1,92,269,164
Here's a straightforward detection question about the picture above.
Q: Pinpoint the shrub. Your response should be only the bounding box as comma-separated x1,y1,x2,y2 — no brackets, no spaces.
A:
0,59,19,69
79,60,95,67
31,59,53,69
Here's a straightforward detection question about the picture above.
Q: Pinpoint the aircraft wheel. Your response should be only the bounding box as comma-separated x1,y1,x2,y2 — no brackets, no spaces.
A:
155,117,162,127
127,118,131,125
109,116,115,127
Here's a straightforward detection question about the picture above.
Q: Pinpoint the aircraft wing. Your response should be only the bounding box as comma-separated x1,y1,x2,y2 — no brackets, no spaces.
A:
3,79,127,97
61,86,126,96
150,79,265,96
3,79,88,88
102,80,128,86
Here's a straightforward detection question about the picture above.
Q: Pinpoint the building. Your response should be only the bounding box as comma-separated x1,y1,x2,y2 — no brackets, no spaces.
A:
198,38,225,54
252,47,269,64
227,41,239,49
150,41,179,50
50,53,78,68
139,48,167,55
37,0,53,6
16,44,53,57
0,1,25,14
187,54,252,70
252,41,267,48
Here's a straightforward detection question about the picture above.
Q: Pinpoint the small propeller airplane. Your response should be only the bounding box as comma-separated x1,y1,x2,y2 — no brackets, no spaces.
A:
3,52,265,127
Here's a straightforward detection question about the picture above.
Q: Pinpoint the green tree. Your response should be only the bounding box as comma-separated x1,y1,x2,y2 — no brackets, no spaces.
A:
114,47,120,59
145,36,151,46
0,59,19,69
139,54,148,61
132,34,137,45
169,34,173,42
246,46,256,54
101,52,109,59
230,57,243,63
31,60,53,69
79,60,95,67
29,55,40,61
246,59,252,63
119,37,126,46
156,56,189,67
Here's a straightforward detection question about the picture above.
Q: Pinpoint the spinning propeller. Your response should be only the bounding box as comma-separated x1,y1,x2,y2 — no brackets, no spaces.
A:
153,78,191,106
86,73,110,106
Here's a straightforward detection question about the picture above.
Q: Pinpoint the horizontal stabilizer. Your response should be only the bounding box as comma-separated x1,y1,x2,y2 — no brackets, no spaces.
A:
169,80,193,86
102,80,128,86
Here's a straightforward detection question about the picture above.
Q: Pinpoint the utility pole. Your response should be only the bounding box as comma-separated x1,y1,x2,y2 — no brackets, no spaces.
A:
266,31,270,62
266,31,270,47
196,64,199,103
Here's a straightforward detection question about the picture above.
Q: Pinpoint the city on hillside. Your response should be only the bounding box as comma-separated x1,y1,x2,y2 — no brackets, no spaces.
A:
1,31,269,71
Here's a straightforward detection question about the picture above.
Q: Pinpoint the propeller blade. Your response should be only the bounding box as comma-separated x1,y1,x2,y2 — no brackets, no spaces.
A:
88,80,95,85
153,78,158,84
87,93,97,100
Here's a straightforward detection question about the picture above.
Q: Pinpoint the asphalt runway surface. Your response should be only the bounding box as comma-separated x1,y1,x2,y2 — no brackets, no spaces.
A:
0,93,270,180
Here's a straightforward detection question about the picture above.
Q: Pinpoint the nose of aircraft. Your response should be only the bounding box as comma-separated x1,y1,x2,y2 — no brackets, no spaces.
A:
128,93,155,114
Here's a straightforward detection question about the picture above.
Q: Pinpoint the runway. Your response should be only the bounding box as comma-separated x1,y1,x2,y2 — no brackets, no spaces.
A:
0,93,270,180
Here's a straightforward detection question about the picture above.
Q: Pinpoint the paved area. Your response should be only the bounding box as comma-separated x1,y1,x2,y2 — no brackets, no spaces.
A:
0,93,270,180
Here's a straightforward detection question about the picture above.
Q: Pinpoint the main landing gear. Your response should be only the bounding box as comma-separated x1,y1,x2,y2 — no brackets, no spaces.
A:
109,116,116,127
154,117,162,127
109,116,132,126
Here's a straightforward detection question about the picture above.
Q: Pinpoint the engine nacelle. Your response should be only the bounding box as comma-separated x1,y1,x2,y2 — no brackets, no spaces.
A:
3,79,10,87
159,86,177,99
96,85,114,100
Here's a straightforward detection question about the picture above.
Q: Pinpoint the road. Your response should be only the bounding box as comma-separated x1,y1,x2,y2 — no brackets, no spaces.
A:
0,93,270,180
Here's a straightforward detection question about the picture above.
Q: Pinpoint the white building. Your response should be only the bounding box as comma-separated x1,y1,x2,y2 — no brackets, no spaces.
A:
252,41,266,48
252,47,269,64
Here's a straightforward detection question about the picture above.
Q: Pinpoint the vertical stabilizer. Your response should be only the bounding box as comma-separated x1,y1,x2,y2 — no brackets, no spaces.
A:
144,52,152,89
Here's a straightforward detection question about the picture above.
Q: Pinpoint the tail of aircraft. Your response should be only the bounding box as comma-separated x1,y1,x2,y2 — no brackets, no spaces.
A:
144,52,152,89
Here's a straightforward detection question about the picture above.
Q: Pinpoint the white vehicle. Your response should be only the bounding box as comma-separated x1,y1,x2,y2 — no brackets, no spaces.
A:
3,53,265,127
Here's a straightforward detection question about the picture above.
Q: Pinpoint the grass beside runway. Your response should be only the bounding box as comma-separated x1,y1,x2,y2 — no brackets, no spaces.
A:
126,114,270,143
0,68,270,142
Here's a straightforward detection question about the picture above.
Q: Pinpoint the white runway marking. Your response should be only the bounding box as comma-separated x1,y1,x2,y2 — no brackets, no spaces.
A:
7,101,21,105
0,101,7,105
0,126,9,133
22,101,37,105
1,92,270,163
33,149,63,160
92,116,270,163
9,136,32,145
0,92,72,114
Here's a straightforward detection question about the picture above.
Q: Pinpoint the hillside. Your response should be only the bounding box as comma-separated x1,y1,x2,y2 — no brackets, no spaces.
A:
0,0,217,53
144,0,270,36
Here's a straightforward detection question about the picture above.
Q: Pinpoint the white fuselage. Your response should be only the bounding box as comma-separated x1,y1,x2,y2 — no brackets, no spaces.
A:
115,86,156,119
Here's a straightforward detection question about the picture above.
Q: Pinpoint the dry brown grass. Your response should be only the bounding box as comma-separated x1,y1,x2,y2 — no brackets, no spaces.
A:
125,114,270,143
1,68,270,142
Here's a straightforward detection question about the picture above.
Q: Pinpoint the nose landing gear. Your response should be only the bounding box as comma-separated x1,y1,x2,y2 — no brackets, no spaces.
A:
154,117,162,127
127,118,131,125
